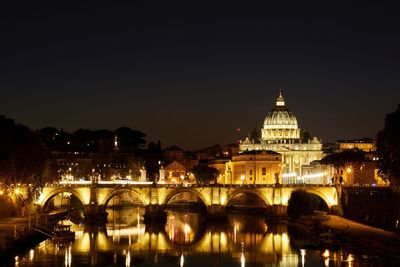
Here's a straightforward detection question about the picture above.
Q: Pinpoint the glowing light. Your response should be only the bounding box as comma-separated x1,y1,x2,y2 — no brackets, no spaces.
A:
240,175,245,184
346,167,352,174
29,249,34,261
300,249,306,267
184,223,191,234
0,190,3,196
347,254,354,262
302,172,325,179
14,188,21,195
220,195,226,205
64,245,71,267
180,254,184,267
184,223,192,243
282,172,297,178
241,252,245,267
234,224,237,244
322,250,329,258
125,250,131,267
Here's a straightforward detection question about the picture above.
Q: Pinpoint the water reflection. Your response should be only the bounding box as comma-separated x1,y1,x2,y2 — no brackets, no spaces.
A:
16,208,389,266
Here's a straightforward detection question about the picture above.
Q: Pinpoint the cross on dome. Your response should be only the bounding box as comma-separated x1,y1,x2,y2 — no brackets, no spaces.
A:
276,90,285,106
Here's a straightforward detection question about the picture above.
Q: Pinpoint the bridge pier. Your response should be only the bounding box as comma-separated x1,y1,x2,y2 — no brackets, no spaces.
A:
206,204,226,220
84,204,108,224
265,205,287,220
143,205,167,223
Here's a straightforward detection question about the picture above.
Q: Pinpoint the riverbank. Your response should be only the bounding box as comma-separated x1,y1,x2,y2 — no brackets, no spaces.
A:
0,216,51,263
290,214,400,260
322,215,400,257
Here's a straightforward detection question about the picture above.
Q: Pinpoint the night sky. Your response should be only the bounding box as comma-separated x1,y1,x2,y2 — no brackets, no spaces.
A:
1,2,400,150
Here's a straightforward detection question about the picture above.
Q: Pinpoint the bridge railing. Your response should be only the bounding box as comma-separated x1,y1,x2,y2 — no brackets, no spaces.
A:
46,181,337,189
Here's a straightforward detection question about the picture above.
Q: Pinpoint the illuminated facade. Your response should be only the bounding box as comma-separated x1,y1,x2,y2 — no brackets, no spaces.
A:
239,92,324,178
337,139,376,152
165,160,187,183
223,150,282,185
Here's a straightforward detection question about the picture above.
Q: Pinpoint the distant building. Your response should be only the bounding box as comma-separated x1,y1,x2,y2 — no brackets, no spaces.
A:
337,138,376,152
223,150,282,185
300,161,333,185
165,160,187,183
239,92,324,177
337,160,387,186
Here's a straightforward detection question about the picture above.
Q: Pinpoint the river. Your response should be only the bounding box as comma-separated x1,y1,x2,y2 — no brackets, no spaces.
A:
13,208,392,266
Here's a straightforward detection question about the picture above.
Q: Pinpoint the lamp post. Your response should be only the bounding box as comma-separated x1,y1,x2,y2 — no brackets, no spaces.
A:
240,175,245,185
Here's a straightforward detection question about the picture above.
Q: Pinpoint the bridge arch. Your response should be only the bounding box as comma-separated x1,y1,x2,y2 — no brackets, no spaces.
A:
163,188,208,208
303,188,335,208
40,188,86,211
101,188,147,208
226,188,271,207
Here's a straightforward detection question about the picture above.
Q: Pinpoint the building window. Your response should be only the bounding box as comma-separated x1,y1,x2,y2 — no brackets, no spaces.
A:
249,170,253,175
262,167,266,175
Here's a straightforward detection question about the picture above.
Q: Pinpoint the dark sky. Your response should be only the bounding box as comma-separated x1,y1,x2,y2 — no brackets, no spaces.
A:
1,2,400,150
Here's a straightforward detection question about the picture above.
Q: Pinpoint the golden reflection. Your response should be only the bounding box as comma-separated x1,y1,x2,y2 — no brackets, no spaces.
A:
29,249,34,262
64,245,71,267
241,251,245,267
180,254,184,267
22,208,361,266
300,249,306,267
125,250,131,267
165,211,197,245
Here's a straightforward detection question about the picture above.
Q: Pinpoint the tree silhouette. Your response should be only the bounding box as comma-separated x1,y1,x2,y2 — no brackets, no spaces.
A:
114,127,146,152
191,165,219,184
0,115,47,184
377,104,400,186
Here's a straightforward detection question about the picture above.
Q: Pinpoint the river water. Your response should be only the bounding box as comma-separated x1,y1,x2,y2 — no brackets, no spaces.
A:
14,208,391,266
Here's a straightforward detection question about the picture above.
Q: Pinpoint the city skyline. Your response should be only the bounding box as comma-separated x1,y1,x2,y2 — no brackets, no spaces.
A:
1,3,400,149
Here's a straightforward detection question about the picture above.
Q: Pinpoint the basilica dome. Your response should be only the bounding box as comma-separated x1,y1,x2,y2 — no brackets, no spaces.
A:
261,92,300,141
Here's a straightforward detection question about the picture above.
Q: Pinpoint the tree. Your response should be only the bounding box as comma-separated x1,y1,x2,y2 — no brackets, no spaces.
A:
320,151,365,183
0,115,48,215
191,165,219,184
71,129,94,152
0,115,47,184
114,127,146,152
300,129,312,143
287,189,321,219
377,104,400,186
249,128,260,141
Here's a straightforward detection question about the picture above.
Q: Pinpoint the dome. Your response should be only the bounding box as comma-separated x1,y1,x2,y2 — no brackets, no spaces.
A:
261,91,301,141
263,92,298,130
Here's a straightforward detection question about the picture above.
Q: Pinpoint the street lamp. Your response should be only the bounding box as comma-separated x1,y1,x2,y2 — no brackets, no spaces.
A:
240,175,245,185
346,167,352,174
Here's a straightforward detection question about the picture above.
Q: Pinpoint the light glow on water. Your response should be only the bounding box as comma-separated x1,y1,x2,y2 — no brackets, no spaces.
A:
16,208,391,266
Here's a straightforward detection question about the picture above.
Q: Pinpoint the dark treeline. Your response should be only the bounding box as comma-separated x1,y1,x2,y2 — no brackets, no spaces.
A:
40,126,146,154
0,115,47,185
0,115,153,185
341,187,400,231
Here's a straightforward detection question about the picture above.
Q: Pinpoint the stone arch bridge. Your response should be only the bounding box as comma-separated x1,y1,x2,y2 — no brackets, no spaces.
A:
37,183,339,221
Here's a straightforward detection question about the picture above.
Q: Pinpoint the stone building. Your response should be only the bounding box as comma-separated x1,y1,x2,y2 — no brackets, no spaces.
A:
239,91,324,177
223,150,282,185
